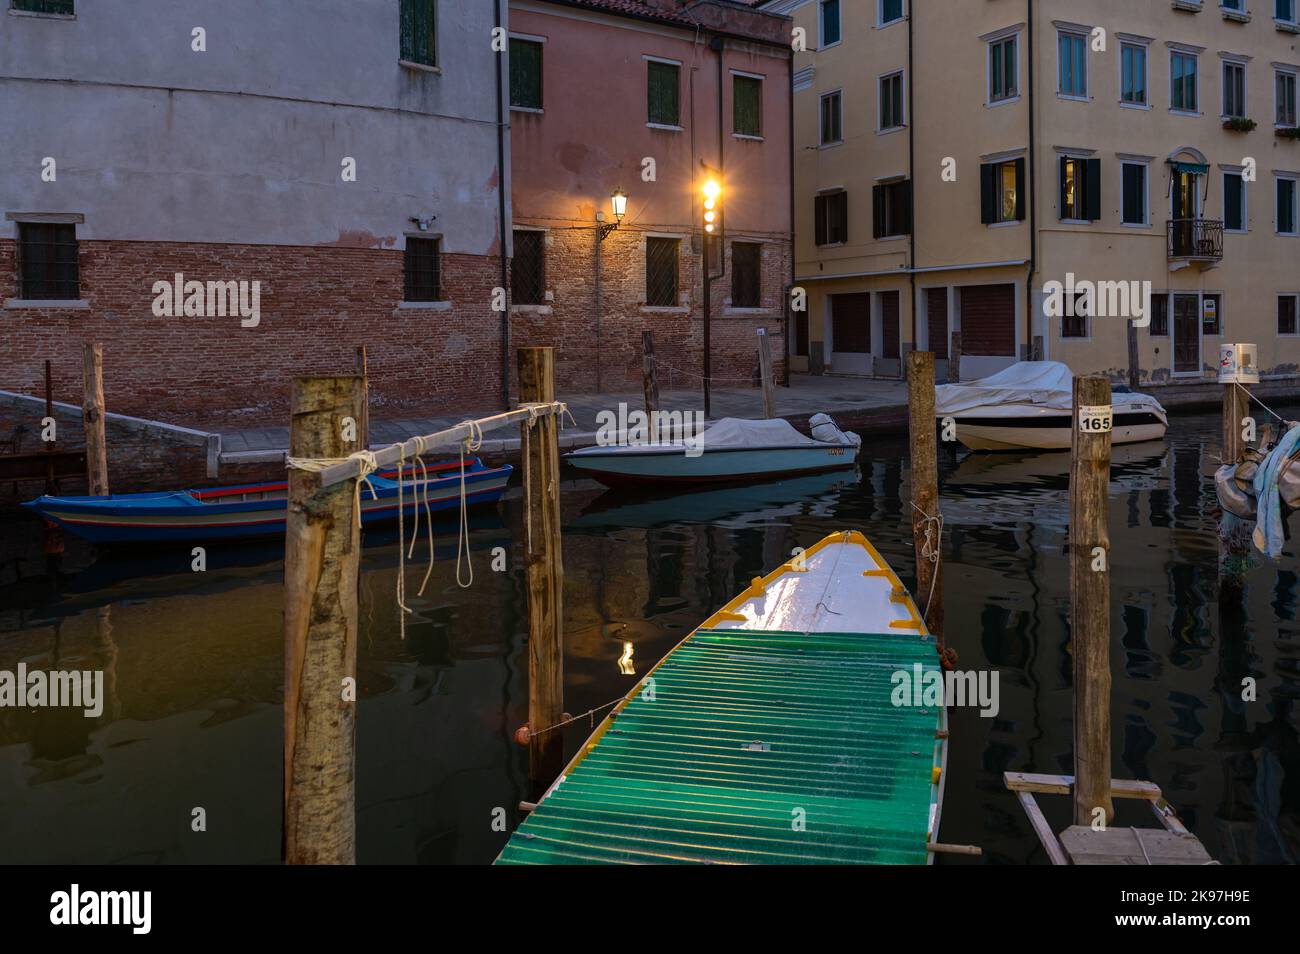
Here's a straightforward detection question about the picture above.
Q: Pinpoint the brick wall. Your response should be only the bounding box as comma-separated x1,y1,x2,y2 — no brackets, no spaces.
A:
0,239,506,430
509,224,790,397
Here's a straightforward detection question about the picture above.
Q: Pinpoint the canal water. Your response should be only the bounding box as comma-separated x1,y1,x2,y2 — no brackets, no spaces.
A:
0,406,1296,865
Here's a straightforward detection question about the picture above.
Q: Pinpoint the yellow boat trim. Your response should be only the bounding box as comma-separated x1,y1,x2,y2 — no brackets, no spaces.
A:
537,530,930,800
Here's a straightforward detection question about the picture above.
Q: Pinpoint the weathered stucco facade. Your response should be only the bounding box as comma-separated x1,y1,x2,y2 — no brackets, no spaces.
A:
1,0,509,426
507,0,794,394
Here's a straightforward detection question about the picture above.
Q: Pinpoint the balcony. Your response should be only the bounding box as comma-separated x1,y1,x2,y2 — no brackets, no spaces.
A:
1167,218,1223,270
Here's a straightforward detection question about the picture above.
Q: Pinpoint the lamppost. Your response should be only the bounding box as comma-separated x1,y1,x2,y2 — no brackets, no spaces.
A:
700,171,723,418
593,189,628,392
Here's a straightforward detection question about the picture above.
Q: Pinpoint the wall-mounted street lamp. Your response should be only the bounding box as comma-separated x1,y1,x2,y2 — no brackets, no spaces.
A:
597,188,628,242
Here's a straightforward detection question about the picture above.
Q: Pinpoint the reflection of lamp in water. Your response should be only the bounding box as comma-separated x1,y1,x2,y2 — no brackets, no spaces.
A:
618,641,635,675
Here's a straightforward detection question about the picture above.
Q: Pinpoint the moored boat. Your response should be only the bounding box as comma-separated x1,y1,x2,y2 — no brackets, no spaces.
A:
936,361,1167,451
22,457,512,544
563,414,860,487
496,530,948,865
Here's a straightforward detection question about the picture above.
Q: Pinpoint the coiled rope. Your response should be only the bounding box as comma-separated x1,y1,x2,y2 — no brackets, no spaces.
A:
910,502,955,670
285,450,381,528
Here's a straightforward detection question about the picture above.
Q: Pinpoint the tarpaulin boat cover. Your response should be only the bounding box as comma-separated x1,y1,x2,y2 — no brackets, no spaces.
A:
935,361,1166,416
570,416,853,455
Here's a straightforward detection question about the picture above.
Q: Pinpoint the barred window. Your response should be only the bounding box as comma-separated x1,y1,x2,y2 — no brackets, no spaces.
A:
1151,293,1169,337
1062,292,1088,339
1280,295,1298,336
400,0,437,67
404,237,441,302
510,38,542,109
645,237,678,307
17,223,79,300
512,230,545,305
647,61,680,126
731,242,761,308
734,75,762,137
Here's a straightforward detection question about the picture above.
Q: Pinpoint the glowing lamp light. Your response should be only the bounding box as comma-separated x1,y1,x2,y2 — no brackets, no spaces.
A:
610,188,628,223
702,179,721,201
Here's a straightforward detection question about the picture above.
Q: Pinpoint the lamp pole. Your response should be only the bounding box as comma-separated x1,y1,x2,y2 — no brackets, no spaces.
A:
595,189,627,396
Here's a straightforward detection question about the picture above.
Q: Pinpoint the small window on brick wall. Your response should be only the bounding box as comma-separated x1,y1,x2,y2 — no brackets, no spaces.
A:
645,237,679,306
404,237,441,302
13,0,75,13
17,222,79,300
731,242,761,308
512,230,545,305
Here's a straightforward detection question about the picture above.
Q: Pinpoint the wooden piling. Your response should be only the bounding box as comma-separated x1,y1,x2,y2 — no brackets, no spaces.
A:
642,331,660,417
1070,375,1114,827
519,347,565,791
757,328,776,419
355,346,369,450
1222,383,1247,466
81,343,108,496
906,350,943,638
283,375,365,865
948,332,961,383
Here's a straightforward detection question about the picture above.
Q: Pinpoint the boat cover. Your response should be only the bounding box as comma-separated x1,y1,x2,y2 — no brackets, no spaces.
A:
1252,424,1300,557
569,416,849,456
935,361,1166,416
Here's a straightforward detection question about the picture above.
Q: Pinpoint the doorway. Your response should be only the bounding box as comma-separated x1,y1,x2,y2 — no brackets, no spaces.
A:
1172,293,1200,374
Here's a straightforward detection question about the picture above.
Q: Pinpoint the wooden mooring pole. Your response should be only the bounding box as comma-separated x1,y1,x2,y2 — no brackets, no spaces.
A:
82,343,108,496
1070,375,1114,827
906,350,943,638
1222,383,1246,467
355,345,369,450
519,347,565,792
757,328,776,419
283,375,365,865
642,331,659,417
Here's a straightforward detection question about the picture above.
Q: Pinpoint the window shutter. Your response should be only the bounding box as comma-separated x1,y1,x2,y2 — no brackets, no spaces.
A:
980,163,995,224
1059,156,1070,219
1086,158,1102,221
1014,158,1026,220
900,180,913,235
835,191,848,243
815,195,827,245
872,185,884,238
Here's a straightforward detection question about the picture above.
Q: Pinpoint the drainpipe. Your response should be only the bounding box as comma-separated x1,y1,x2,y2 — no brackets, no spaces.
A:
785,36,795,386
495,0,511,407
907,7,916,359
1025,0,1037,360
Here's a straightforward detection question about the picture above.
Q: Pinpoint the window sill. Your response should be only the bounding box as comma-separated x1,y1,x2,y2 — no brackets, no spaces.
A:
640,305,690,315
1278,231,1300,238
987,96,1021,109
1119,100,1152,110
1057,93,1090,103
510,304,552,315
1060,218,1094,226
723,307,773,316
7,8,75,19
987,220,1022,229
1059,336,1092,343
396,300,452,311
1170,108,1202,117
1222,9,1251,23
1224,227,1248,234
1171,0,1202,11
818,140,843,150
646,122,684,132
875,234,908,242
1121,222,1154,229
5,298,88,309
511,105,544,114
399,59,441,74
877,125,907,136
1278,19,1300,33
733,133,764,142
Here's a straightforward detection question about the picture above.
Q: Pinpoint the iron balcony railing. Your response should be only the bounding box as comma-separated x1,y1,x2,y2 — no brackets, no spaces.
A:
1168,218,1224,260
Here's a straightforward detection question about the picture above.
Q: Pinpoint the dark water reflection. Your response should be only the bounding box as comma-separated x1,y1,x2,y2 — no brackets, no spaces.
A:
0,407,1297,864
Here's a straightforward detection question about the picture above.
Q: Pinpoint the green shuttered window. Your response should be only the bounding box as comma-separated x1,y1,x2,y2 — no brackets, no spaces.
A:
13,0,75,13
400,0,437,67
733,75,762,137
647,60,680,126
510,39,543,109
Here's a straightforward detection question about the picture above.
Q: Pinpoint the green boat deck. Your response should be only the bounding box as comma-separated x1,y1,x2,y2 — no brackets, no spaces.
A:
496,627,944,865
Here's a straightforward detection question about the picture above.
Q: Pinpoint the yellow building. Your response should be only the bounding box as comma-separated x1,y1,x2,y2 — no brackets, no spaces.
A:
766,0,1300,385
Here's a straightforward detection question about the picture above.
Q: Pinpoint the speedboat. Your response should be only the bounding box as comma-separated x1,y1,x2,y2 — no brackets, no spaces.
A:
563,414,860,487
22,457,511,544
935,361,1167,451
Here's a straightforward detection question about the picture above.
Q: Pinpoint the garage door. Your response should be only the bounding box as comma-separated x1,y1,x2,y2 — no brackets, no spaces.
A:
959,284,1016,356
830,293,872,375
926,288,948,358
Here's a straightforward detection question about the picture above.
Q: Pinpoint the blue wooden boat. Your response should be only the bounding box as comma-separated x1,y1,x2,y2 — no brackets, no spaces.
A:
21,458,512,544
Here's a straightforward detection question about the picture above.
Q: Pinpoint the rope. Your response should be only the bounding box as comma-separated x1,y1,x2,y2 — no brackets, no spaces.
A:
525,695,627,739
455,419,484,589
910,502,955,670
285,450,380,528
395,445,411,638
1234,382,1286,423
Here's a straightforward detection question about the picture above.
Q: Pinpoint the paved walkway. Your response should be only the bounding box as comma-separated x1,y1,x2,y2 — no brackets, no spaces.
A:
217,374,908,463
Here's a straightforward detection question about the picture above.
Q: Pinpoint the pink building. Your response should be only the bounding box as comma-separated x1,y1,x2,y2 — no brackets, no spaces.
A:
506,0,794,397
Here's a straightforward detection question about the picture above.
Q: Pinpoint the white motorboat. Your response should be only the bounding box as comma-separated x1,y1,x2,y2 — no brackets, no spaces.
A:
564,414,860,487
935,361,1168,451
